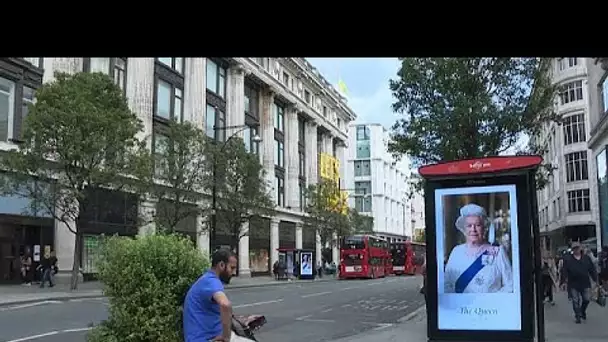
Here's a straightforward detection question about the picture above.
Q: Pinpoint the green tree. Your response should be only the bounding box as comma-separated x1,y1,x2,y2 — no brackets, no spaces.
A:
389,58,557,189
205,137,274,263
87,234,209,342
348,208,374,234
304,179,349,247
0,72,150,290
414,229,426,243
143,120,210,234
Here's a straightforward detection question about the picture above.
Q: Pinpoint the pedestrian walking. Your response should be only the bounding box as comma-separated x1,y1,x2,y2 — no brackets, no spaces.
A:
559,242,598,324
20,249,33,286
542,261,555,305
39,250,57,288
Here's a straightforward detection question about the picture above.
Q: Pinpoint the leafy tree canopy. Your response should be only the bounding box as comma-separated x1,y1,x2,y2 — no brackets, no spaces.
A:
143,120,210,233
304,179,350,246
389,58,557,188
206,136,274,249
0,72,150,289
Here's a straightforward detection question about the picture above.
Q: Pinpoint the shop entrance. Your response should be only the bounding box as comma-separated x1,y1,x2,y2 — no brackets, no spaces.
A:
0,215,54,283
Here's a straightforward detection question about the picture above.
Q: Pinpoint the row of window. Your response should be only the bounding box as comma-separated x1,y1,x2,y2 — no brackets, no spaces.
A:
559,80,583,106
540,188,591,226
565,151,588,182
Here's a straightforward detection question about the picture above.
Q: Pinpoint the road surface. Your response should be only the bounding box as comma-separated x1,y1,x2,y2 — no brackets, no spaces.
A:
0,275,424,342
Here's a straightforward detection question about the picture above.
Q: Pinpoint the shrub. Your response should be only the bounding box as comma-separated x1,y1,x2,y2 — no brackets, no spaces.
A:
87,234,209,342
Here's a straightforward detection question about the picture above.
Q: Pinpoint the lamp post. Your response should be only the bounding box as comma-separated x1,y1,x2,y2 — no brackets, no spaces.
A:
210,123,262,253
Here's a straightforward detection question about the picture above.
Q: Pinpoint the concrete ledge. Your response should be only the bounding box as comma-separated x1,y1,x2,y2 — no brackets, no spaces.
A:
398,305,425,322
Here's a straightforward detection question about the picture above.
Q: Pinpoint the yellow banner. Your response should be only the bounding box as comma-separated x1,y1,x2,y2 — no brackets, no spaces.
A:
319,153,340,185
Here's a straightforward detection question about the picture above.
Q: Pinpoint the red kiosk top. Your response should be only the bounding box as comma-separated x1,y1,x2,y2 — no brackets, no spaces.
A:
418,155,543,178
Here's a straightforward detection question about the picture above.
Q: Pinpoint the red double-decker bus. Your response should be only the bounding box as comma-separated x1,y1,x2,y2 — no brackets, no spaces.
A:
390,242,409,275
410,241,426,274
339,235,389,279
390,241,426,275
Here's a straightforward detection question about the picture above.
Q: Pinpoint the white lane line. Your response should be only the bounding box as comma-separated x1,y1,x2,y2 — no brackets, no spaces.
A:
233,299,283,308
398,305,425,322
321,308,332,313
5,327,93,342
62,327,93,333
295,315,335,323
5,331,59,342
301,291,331,298
0,300,62,312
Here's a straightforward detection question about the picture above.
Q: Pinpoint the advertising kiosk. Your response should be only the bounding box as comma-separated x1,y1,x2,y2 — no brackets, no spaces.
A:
276,248,316,280
419,156,545,342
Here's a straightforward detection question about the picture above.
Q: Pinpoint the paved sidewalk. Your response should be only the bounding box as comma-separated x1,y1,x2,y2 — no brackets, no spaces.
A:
333,291,607,342
0,274,337,307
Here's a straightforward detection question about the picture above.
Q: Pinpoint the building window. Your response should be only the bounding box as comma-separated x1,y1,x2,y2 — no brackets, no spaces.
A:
601,76,608,115
275,140,284,168
354,160,371,176
152,130,169,177
0,59,43,142
243,125,259,154
304,90,311,104
155,80,183,122
206,59,226,99
558,58,578,71
357,125,370,140
23,58,43,69
206,59,228,140
276,175,285,207
299,151,305,177
559,80,583,105
565,151,588,182
157,58,184,74
357,140,371,158
355,181,372,196
83,57,128,93
274,103,284,132
244,82,259,119
282,72,289,87
0,77,15,142
355,196,372,212
298,118,306,145
205,105,225,141
322,106,327,117
299,182,306,210
567,189,590,212
563,113,586,145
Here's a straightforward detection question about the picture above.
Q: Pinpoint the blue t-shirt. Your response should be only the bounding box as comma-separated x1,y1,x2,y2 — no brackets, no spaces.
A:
183,271,225,341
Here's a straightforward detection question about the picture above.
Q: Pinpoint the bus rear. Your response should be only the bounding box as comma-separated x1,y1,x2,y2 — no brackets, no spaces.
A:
410,241,426,274
390,242,407,275
340,236,369,279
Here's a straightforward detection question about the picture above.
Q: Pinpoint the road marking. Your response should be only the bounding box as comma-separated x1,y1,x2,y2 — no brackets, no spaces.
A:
0,300,62,312
301,291,331,298
233,299,283,308
295,315,335,323
5,331,59,342
321,308,332,313
62,327,93,333
398,305,426,322
5,327,93,342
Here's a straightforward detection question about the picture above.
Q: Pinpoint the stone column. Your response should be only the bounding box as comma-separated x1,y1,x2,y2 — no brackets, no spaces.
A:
227,64,246,138
125,58,155,146
261,88,276,202
270,218,280,268
196,214,210,255
138,200,157,236
295,223,303,249
336,143,346,189
286,105,300,209
239,221,251,277
332,232,339,266
306,122,318,185
315,231,323,267
184,58,205,127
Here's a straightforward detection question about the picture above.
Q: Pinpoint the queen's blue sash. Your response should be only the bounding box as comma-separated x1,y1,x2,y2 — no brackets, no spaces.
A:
454,251,488,293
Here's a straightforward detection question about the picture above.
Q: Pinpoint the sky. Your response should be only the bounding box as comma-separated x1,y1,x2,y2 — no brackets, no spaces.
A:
307,58,401,130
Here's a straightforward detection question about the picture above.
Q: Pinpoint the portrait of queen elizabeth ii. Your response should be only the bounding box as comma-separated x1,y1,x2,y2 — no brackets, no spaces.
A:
443,203,514,294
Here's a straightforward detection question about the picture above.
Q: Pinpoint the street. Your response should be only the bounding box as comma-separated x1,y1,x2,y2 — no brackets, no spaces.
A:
0,275,424,342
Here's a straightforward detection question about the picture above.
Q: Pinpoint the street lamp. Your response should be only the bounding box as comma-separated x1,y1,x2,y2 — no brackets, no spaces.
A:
210,123,262,252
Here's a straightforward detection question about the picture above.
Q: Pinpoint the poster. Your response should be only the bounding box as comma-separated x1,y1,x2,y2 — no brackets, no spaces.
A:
300,252,313,276
435,184,521,331
33,245,41,262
